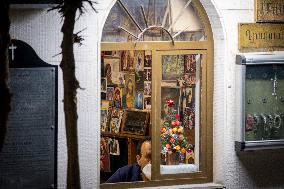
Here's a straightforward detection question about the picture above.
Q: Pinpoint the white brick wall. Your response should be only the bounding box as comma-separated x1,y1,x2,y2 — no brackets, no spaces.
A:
9,0,284,188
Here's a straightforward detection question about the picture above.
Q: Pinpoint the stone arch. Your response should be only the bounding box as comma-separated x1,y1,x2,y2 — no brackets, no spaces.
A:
96,0,225,187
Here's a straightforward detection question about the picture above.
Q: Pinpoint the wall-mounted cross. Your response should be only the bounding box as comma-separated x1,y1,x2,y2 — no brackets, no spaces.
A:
9,44,17,61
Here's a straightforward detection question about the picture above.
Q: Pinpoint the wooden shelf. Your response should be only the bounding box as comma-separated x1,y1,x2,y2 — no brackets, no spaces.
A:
101,132,150,140
101,132,151,164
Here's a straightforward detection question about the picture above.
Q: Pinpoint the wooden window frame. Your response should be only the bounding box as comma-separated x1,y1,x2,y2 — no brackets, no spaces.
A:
100,0,213,188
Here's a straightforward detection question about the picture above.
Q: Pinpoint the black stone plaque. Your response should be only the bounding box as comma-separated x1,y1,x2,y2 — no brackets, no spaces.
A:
0,40,57,189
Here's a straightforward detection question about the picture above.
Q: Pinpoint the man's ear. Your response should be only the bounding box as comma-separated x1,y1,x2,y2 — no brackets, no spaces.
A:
136,155,141,162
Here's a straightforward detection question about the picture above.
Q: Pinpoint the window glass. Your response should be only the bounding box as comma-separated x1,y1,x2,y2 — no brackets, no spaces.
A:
160,53,201,174
100,50,152,183
102,0,205,42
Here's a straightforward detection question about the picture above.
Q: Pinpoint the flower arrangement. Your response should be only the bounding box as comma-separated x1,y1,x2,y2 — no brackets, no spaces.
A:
161,99,194,163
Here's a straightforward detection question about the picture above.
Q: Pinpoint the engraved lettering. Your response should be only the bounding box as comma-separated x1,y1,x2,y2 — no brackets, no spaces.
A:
245,29,284,43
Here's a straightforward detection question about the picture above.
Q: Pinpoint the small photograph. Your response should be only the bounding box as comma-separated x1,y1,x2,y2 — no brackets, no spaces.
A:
144,82,151,96
143,96,151,110
184,54,197,74
144,54,152,68
135,51,144,72
144,69,152,81
101,77,107,92
135,91,144,109
113,87,122,108
106,87,114,101
109,139,120,156
135,71,144,91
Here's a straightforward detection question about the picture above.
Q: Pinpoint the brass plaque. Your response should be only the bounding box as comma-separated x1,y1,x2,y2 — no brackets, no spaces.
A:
239,23,284,50
255,0,284,22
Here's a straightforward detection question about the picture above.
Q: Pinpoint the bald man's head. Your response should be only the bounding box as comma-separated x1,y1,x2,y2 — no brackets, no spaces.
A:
136,140,151,170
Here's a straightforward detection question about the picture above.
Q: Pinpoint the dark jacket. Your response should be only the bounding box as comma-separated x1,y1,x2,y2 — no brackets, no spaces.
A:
106,163,142,183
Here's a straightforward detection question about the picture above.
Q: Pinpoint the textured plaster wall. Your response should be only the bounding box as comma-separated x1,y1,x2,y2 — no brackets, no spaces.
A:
9,0,284,188
212,0,284,189
10,7,100,189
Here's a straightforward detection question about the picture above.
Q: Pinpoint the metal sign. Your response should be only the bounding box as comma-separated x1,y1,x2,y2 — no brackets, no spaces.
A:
238,23,284,51
255,0,284,22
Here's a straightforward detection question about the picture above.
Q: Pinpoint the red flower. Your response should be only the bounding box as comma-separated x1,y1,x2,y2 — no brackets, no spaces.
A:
166,99,174,107
175,114,180,120
175,120,180,126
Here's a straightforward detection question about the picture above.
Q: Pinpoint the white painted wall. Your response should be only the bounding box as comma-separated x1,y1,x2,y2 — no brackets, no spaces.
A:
9,0,284,188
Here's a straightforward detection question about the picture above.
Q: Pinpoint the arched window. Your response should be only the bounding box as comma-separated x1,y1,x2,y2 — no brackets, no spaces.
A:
100,0,213,188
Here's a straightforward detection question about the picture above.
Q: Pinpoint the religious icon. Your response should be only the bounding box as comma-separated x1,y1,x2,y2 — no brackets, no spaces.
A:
184,54,196,74
186,87,193,104
113,87,122,108
109,139,120,156
183,107,195,129
105,63,112,84
135,51,144,72
110,117,120,133
124,74,135,108
144,96,151,110
101,77,107,93
144,82,151,96
128,51,135,72
100,137,110,172
162,55,184,80
106,87,114,101
118,73,125,86
135,71,144,91
100,110,109,132
109,108,123,134
144,69,152,81
135,91,144,109
144,54,152,68
120,50,129,71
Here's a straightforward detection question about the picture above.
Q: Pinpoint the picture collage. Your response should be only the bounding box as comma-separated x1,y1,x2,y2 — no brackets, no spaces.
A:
100,50,152,134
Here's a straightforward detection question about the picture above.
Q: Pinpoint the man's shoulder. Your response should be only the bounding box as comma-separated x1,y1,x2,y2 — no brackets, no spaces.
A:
119,163,140,173
106,163,141,183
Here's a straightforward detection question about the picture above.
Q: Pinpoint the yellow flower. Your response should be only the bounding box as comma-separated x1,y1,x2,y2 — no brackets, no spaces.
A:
175,145,181,151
